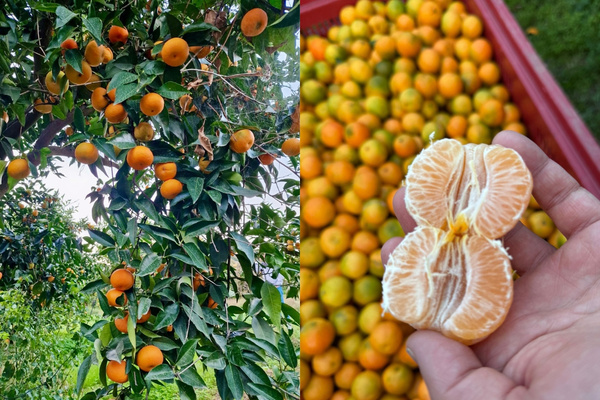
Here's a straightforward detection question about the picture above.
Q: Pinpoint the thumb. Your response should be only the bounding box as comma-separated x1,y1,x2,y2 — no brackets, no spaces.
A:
406,330,522,400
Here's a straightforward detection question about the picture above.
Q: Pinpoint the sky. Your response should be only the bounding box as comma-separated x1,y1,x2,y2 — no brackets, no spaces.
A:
46,155,297,224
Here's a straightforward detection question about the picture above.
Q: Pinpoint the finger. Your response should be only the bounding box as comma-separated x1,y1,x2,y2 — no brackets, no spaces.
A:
381,237,403,265
493,131,600,238
393,186,417,234
407,330,526,400
502,221,555,274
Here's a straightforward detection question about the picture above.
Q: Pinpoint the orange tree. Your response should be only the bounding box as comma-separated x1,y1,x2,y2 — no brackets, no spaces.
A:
0,0,300,398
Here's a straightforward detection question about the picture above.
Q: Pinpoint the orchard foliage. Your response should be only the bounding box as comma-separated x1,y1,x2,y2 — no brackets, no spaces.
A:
0,0,300,399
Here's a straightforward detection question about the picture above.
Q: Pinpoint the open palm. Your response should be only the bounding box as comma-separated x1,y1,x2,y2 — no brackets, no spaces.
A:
382,131,600,399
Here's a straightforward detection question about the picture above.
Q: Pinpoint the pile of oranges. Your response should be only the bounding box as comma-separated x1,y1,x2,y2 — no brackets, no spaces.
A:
299,1,566,399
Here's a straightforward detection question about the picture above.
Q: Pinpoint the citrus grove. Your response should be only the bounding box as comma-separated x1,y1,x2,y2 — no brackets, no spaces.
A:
299,1,566,399
0,0,300,398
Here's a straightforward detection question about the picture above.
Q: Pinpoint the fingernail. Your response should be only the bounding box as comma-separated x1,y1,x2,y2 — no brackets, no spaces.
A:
406,346,417,363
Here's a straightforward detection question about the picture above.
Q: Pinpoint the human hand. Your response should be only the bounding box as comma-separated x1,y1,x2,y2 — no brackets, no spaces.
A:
381,130,600,399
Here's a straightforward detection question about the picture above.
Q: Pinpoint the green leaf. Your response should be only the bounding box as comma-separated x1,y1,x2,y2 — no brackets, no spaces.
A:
88,229,115,247
240,363,270,386
152,336,180,351
110,132,137,150
156,82,190,100
251,317,277,345
261,282,281,331
138,252,160,276
114,82,139,104
137,297,152,320
248,383,284,400
81,279,106,294
230,231,254,265
145,364,175,381
187,177,204,203
127,313,136,353
55,6,77,28
74,107,85,132
64,50,83,74
154,303,179,330
133,198,160,221
269,2,299,29
182,303,210,337
127,218,137,245
177,381,197,400
76,354,92,395
183,242,207,271
179,367,206,388
144,60,166,75
83,17,103,43
176,339,198,368
183,219,218,237
108,71,138,92
225,365,244,400
277,333,297,368
182,21,220,34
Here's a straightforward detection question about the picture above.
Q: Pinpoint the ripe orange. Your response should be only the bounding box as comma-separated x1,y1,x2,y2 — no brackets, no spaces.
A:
300,269,320,302
417,48,441,74
160,179,183,199
107,88,116,102
102,47,114,63
320,226,351,258
65,61,92,84
438,72,463,98
114,314,129,333
334,362,363,390
189,46,212,58
369,321,403,355
110,269,134,291
60,38,78,53
7,159,30,180
303,197,336,228
303,375,334,400
282,137,300,156
109,26,129,44
106,360,128,383
45,71,69,95
230,129,255,153
155,162,177,181
34,98,55,114
395,31,421,58
126,146,154,170
105,103,128,123
301,318,336,355
137,309,152,323
75,142,99,165
91,88,109,111
161,38,189,67
241,8,268,37
258,153,276,165
106,288,127,307
382,363,414,395
84,40,104,67
312,347,343,376
393,134,417,158
136,345,164,372
134,122,155,142
351,370,383,400
417,1,442,27
140,93,165,116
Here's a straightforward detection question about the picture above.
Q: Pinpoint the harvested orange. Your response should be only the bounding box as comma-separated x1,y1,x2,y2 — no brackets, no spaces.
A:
383,138,532,343
300,318,336,355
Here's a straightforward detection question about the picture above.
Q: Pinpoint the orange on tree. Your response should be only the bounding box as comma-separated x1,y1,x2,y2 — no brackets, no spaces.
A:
106,360,128,383
91,87,109,111
281,137,300,156
60,38,78,52
105,103,128,123
107,88,116,101
74,142,99,165
114,313,129,333
65,61,92,84
106,288,127,307
126,146,154,170
155,162,177,181
102,47,114,63
110,269,134,291
241,8,268,37
7,158,30,180
84,40,104,67
45,71,68,95
160,38,189,67
34,97,56,114
108,25,129,44
258,153,276,165
136,345,163,372
160,179,183,199
137,309,152,323
140,92,165,116
229,129,255,153
134,122,155,141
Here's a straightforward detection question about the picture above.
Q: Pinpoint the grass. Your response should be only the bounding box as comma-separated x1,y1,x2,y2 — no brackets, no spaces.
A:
504,0,600,141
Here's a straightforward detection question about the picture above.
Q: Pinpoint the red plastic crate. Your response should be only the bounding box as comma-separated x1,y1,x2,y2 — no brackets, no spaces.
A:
301,0,600,199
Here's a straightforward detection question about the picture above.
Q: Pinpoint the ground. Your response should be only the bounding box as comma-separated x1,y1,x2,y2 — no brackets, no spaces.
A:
505,0,600,141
